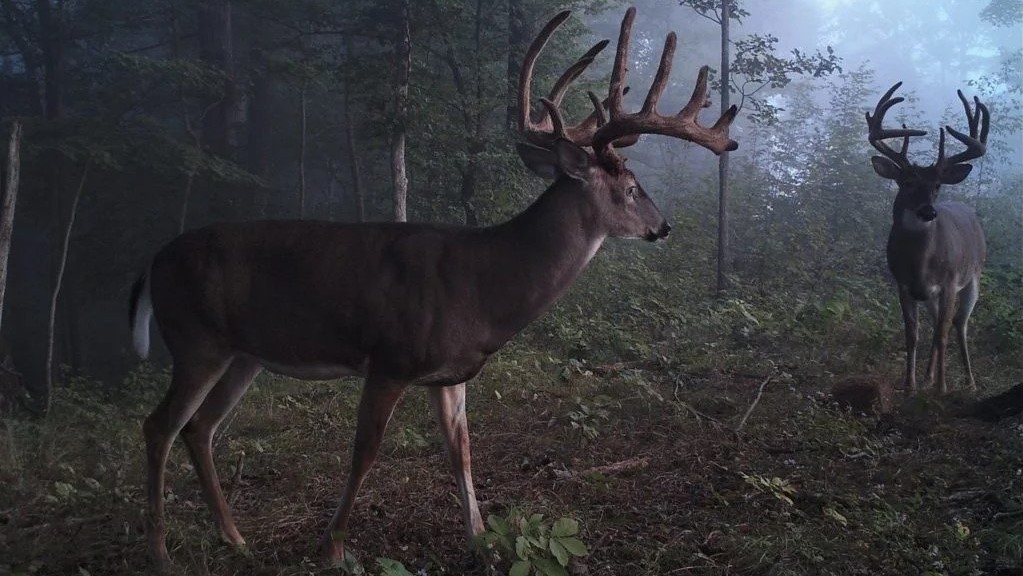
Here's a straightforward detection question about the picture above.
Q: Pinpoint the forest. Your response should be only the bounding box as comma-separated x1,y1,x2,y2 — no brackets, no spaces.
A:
0,0,1021,574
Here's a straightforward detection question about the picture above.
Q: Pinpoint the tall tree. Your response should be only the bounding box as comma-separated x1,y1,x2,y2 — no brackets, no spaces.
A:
679,0,840,294
391,0,411,222
0,121,22,333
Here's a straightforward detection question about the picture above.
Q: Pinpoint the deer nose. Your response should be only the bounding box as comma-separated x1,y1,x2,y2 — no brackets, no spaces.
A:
658,222,672,238
916,205,937,221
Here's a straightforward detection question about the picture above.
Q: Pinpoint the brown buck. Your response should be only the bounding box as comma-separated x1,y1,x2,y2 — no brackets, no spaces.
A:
131,7,737,568
866,82,988,393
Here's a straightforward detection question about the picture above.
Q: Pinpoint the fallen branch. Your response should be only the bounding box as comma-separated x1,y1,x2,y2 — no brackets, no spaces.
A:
735,377,772,434
553,457,649,479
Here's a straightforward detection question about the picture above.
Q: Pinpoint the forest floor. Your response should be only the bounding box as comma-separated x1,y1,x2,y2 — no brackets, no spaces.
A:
1,343,1022,576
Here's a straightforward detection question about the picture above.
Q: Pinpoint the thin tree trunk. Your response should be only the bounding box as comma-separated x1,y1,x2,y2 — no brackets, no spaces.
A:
299,83,307,218
178,170,195,234
0,121,22,333
716,0,731,296
391,0,411,223
344,34,366,223
45,159,90,414
506,0,524,130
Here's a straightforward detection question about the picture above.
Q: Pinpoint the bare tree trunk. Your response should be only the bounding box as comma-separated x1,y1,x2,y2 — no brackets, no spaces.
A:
716,0,731,296
344,35,366,223
460,0,484,226
45,159,90,414
0,121,22,333
391,0,411,223
506,0,524,130
298,83,307,218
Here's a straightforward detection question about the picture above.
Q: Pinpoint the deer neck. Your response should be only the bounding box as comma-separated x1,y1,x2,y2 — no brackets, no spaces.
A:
486,177,607,328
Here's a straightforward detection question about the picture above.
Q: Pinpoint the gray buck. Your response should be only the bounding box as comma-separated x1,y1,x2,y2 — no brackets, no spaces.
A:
130,7,738,568
866,82,988,393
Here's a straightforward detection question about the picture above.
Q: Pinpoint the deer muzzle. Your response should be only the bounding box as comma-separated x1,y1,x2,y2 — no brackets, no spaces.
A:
916,205,938,222
645,222,671,242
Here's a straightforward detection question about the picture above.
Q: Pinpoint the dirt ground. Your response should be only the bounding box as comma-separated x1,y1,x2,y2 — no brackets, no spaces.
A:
1,356,1022,575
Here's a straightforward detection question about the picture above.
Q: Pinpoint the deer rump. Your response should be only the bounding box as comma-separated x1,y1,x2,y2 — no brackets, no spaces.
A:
132,220,531,387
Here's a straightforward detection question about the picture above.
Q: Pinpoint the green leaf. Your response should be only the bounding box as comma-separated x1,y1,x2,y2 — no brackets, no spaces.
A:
549,539,569,567
558,537,589,557
550,518,579,538
509,560,530,576
533,557,569,576
488,514,510,536
516,535,530,560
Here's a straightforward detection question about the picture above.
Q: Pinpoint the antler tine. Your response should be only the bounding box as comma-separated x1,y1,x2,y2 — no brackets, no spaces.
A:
865,82,927,167
546,40,610,108
518,10,571,136
607,7,636,121
587,91,607,127
539,98,568,140
641,32,676,115
941,90,989,167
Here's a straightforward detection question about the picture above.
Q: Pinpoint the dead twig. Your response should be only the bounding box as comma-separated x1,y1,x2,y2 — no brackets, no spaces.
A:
735,377,771,434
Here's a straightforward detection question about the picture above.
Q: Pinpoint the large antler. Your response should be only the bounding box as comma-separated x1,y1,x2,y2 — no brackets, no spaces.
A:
865,82,928,169
518,10,611,147
519,8,739,158
937,90,989,168
590,8,738,157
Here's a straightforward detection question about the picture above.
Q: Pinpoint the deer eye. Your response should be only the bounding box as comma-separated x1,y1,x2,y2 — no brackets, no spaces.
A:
625,186,638,199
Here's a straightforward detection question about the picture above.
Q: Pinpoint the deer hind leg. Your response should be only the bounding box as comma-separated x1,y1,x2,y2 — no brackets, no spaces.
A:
180,357,262,549
954,277,980,391
144,349,232,567
897,288,920,392
429,383,485,542
319,379,406,567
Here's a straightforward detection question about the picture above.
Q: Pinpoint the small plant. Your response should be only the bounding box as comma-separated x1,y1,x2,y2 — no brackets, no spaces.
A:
479,509,589,576
566,398,609,443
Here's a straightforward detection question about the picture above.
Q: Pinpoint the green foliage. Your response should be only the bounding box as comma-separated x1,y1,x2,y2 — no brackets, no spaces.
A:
480,509,589,576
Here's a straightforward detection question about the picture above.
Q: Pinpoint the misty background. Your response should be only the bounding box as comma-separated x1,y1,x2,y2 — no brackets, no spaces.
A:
0,0,1019,402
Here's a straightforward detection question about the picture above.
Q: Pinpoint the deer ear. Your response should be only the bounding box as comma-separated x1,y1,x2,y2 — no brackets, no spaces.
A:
516,140,592,181
871,156,902,180
516,143,560,179
940,163,972,185
552,139,592,181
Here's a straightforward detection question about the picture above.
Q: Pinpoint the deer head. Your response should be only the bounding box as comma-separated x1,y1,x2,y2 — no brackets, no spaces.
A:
866,82,989,229
516,8,738,242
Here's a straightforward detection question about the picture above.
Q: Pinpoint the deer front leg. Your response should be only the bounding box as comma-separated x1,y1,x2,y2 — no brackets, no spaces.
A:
429,383,485,541
929,290,957,394
319,380,406,567
897,288,920,392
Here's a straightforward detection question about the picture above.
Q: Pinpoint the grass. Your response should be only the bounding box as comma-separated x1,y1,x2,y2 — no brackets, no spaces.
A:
1,246,1021,575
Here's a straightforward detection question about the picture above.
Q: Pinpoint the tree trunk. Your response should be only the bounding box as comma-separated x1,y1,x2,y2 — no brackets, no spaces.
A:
391,0,411,223
343,34,366,223
506,0,525,130
36,0,63,120
716,0,731,295
0,121,22,333
45,159,90,414
198,0,240,158
298,84,307,218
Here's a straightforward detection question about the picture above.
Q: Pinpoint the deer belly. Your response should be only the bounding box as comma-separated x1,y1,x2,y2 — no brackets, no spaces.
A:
258,359,368,380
